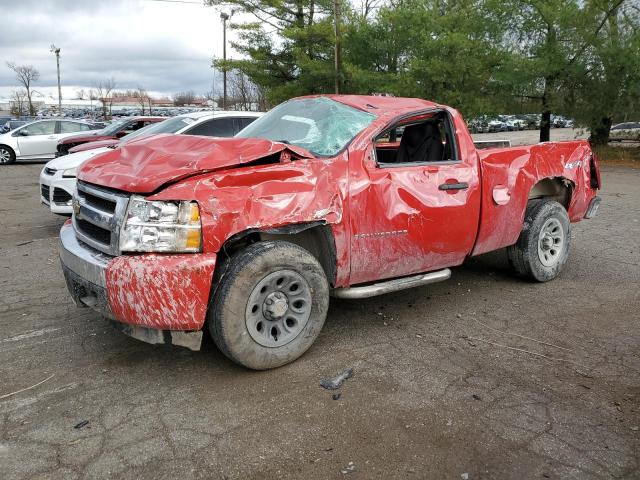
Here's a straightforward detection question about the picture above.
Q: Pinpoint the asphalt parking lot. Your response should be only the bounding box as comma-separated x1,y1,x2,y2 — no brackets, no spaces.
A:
1,156,639,479
471,127,588,146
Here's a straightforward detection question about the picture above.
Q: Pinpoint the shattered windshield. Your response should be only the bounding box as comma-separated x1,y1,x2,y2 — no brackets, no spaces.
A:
236,97,376,156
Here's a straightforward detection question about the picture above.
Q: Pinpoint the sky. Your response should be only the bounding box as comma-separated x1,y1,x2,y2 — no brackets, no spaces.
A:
0,0,240,101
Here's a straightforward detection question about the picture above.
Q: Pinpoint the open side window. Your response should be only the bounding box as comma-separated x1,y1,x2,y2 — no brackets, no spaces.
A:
374,110,458,166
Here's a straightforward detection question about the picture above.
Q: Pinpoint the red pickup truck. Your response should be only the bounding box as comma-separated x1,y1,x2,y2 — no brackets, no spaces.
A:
59,95,601,369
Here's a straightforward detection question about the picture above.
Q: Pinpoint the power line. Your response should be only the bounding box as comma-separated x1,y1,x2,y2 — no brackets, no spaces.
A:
144,0,203,5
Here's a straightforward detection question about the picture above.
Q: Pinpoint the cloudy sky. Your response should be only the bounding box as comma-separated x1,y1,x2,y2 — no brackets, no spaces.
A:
0,0,241,100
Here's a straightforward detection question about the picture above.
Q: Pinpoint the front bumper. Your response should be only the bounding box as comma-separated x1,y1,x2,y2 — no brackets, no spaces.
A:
40,169,75,215
59,221,217,350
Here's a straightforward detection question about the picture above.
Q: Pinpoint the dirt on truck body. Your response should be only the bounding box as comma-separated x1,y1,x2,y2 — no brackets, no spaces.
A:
59,94,601,369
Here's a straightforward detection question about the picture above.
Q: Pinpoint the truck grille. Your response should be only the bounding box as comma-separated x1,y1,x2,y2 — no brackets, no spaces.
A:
72,181,130,255
41,184,50,200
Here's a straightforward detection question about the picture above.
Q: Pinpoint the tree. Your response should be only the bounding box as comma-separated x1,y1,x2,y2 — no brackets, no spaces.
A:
205,0,338,104
10,89,28,117
569,0,640,144
496,0,627,142
75,88,86,100
135,87,149,114
94,78,116,119
228,70,269,110
345,0,510,116
6,62,40,116
173,90,197,106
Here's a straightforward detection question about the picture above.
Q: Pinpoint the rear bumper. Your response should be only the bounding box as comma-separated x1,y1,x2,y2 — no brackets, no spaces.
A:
59,221,217,350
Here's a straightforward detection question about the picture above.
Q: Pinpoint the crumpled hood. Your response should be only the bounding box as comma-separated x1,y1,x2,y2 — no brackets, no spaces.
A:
78,134,314,194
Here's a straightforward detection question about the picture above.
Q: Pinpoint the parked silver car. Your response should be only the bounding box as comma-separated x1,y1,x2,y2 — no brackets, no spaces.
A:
610,122,640,142
0,119,101,164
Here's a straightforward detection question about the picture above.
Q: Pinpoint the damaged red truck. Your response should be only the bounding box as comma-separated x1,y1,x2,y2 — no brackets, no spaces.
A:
59,95,601,369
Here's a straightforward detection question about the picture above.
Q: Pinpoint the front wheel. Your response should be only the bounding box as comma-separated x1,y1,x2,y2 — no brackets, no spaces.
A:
0,145,16,164
507,199,571,282
208,240,329,370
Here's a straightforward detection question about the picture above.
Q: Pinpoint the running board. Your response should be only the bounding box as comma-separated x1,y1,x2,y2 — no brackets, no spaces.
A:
331,268,451,299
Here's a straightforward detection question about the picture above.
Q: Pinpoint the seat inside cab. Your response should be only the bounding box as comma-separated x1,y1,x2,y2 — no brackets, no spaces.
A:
374,111,457,165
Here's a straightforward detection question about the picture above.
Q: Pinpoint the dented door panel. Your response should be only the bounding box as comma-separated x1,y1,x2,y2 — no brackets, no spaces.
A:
346,110,482,285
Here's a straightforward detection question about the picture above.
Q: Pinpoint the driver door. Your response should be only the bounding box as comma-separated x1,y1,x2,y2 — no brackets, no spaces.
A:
16,121,57,156
347,111,481,285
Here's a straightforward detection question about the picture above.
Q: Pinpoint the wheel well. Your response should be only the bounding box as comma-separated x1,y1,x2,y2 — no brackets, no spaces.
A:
528,177,573,209
217,222,338,287
0,144,15,154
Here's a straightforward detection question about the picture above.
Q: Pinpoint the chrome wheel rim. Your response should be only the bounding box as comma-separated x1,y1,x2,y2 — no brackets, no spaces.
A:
538,218,564,267
245,269,312,348
0,148,10,164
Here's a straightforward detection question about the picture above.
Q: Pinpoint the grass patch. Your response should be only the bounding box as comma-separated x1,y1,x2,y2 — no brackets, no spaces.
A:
593,144,640,168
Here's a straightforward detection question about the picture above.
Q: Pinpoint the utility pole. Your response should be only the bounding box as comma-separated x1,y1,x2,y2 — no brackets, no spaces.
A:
333,0,342,94
220,12,230,110
210,56,217,110
50,44,62,114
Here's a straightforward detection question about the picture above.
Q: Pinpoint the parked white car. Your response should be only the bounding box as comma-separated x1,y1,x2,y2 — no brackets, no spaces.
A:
0,119,101,164
610,122,640,142
40,110,262,214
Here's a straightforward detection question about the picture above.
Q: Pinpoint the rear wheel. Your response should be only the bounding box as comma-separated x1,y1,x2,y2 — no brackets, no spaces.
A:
208,240,329,370
507,199,571,282
0,145,16,164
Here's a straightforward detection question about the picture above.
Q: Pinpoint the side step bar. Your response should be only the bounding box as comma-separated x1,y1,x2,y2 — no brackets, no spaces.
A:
331,268,451,299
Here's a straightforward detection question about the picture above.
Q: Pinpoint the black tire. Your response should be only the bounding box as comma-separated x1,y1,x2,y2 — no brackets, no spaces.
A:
0,145,16,164
507,199,571,282
208,240,329,370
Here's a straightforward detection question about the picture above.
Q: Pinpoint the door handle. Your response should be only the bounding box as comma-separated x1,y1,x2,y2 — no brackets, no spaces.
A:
439,182,469,191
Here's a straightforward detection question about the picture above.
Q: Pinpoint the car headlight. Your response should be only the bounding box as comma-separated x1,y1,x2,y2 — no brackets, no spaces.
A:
120,196,202,253
62,167,77,178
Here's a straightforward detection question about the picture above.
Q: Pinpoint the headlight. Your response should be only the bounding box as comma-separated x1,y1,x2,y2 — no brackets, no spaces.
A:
120,196,202,253
62,167,77,178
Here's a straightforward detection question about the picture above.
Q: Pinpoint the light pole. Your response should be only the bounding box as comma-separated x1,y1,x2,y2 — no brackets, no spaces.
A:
220,11,233,110
50,44,62,114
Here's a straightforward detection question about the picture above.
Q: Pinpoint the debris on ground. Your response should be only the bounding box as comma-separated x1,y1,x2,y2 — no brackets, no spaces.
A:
320,368,354,390
461,473,470,480
341,462,355,474
74,420,90,429
332,393,342,401
0,373,55,400
472,394,481,401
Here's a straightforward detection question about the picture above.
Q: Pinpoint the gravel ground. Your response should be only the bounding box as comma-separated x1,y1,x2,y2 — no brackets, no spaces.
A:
0,161,638,480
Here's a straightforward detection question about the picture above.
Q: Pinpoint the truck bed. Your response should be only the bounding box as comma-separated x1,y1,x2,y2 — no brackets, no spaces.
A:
472,140,598,256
